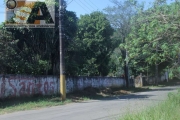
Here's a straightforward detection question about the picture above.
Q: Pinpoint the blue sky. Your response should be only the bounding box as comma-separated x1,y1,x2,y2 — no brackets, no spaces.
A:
0,0,175,23
66,0,151,17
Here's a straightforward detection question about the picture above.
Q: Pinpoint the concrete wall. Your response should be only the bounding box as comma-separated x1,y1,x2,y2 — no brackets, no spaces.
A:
134,75,143,88
0,75,58,98
134,72,169,87
145,72,169,84
0,75,125,99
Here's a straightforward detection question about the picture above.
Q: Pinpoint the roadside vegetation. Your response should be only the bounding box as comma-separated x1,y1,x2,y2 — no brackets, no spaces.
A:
0,95,69,115
0,85,156,115
0,95,87,115
120,89,180,120
1,79,179,115
1,0,180,85
0,0,180,117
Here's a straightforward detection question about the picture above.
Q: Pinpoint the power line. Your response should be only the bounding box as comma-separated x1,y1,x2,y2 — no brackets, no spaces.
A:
67,0,74,5
79,0,93,12
88,0,99,10
84,0,97,10
74,0,90,13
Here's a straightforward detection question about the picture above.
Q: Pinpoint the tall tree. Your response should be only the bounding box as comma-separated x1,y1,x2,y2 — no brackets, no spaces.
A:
104,0,139,87
121,0,180,82
68,11,114,76
3,0,78,75
0,24,19,74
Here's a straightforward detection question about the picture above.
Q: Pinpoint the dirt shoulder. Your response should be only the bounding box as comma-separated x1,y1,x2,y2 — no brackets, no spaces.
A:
67,79,180,102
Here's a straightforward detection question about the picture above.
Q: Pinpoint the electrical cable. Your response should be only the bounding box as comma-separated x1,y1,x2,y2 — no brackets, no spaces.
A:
88,0,99,10
67,0,74,5
84,0,96,10
79,0,93,12
74,0,90,13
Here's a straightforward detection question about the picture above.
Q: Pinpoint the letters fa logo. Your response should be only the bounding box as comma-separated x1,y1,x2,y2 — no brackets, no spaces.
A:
6,0,55,28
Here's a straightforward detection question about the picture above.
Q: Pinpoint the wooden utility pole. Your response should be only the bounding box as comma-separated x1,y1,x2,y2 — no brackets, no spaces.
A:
59,0,66,100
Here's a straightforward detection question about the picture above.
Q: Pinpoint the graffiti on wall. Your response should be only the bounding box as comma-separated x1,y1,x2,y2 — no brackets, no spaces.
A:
0,75,125,99
66,76,125,93
0,75,58,98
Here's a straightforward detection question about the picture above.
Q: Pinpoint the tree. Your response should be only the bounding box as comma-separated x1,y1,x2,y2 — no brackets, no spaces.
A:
121,0,180,82
3,0,78,75
10,9,77,75
108,47,123,77
68,11,114,76
104,0,139,87
0,24,19,73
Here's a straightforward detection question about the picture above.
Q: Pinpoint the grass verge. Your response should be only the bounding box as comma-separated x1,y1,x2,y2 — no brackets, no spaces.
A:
0,86,145,115
0,95,74,115
119,89,180,120
1,80,177,115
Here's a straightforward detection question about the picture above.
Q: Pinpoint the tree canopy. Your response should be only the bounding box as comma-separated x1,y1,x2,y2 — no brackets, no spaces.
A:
67,11,114,76
120,0,180,78
0,0,180,81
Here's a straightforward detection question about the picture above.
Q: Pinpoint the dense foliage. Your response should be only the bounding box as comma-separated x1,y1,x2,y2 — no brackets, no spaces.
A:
67,12,114,76
0,0,180,80
1,0,78,75
120,0,180,78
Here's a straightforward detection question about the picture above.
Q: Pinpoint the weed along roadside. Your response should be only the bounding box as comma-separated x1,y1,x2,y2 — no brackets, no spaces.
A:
0,86,152,115
0,79,179,115
0,94,77,115
119,89,180,120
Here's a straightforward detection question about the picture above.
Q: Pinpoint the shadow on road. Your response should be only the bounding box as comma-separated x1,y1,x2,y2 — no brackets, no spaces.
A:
0,80,179,110
99,94,154,100
67,86,179,102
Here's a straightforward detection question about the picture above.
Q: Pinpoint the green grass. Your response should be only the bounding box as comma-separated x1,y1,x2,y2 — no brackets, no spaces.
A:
119,89,180,120
0,86,145,115
0,95,89,115
0,79,179,115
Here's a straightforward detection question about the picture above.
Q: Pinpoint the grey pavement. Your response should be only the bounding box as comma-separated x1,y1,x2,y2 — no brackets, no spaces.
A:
0,86,179,120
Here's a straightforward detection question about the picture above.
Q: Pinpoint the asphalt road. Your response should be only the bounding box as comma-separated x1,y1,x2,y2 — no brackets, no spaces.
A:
0,86,179,120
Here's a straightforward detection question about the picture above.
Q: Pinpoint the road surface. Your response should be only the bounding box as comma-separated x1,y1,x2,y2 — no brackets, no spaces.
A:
0,86,179,120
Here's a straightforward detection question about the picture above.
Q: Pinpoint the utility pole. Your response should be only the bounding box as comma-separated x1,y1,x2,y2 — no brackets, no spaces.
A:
59,0,66,100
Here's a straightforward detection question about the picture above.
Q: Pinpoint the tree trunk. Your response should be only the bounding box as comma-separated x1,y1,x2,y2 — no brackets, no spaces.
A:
122,50,129,88
155,64,158,85
155,43,159,86
147,63,149,84
124,63,129,87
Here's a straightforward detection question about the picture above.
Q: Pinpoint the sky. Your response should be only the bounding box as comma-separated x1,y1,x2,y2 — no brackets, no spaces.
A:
66,0,149,17
0,0,176,23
